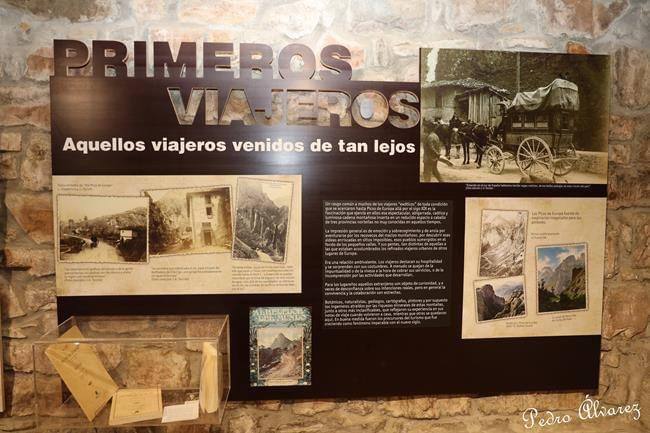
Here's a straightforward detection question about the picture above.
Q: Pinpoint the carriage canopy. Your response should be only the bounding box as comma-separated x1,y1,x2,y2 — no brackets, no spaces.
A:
505,78,579,112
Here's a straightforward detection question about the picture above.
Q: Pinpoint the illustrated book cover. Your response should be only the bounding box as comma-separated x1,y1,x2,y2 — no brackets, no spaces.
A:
249,307,312,387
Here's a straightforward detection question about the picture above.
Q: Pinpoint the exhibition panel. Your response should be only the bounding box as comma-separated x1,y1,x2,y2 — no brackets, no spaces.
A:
49,40,609,403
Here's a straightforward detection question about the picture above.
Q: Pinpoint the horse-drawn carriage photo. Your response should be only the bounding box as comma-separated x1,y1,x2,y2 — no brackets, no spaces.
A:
485,78,579,177
420,48,609,184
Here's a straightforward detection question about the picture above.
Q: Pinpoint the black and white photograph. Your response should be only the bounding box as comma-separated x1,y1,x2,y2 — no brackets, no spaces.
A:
233,178,293,263
58,195,148,263
475,276,526,322
144,186,232,256
257,327,304,383
479,209,527,278
420,48,609,184
537,243,588,313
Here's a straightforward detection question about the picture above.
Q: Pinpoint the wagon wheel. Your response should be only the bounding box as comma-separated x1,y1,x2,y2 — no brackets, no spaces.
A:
516,136,553,176
485,145,505,174
553,143,577,176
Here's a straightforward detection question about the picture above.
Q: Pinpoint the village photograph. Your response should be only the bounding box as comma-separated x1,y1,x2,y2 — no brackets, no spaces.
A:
420,48,609,184
537,243,588,313
233,178,293,263
144,186,232,256
58,195,148,263
475,276,526,323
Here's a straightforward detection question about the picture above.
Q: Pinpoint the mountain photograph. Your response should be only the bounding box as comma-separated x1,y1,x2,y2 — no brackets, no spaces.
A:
537,243,587,313
479,210,527,278
257,327,304,381
475,276,526,322
58,195,148,263
233,178,292,263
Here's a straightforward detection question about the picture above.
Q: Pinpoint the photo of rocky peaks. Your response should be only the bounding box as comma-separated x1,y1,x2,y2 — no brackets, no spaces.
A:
537,243,587,313
479,209,527,278
475,277,526,322
257,328,304,381
233,178,292,263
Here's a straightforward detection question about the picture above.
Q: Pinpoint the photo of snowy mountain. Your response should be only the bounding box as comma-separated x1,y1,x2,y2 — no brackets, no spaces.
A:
479,209,527,278
537,243,587,313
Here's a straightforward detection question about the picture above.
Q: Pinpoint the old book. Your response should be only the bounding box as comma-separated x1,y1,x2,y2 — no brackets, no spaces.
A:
45,326,118,421
199,342,221,413
249,307,312,387
109,387,163,426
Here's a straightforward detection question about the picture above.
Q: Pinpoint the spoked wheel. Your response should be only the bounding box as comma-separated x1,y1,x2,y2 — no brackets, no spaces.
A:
485,145,505,174
553,143,577,176
516,136,553,176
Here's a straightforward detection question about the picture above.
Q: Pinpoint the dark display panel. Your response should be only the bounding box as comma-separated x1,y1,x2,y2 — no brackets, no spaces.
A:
52,76,602,400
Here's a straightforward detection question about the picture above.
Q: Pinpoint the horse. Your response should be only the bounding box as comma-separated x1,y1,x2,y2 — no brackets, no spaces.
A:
472,123,491,168
458,121,475,165
457,121,491,167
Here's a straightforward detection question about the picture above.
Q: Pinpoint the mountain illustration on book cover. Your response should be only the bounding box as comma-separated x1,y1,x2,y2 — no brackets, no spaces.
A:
250,307,312,387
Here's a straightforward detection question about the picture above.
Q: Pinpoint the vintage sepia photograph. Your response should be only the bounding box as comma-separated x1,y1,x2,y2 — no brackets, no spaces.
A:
257,327,304,382
144,186,232,256
475,276,526,322
479,209,527,278
420,48,609,184
537,243,588,313
233,178,293,263
58,195,148,263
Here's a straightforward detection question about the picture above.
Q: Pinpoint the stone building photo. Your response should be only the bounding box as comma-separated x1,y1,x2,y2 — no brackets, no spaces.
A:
0,1,649,433
146,186,232,256
422,78,510,127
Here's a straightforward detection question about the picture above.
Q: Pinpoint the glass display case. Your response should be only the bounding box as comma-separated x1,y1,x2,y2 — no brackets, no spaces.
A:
33,315,230,430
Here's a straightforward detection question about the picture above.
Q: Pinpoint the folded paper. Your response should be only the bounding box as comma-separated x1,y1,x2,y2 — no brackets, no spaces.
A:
44,326,118,421
199,342,221,413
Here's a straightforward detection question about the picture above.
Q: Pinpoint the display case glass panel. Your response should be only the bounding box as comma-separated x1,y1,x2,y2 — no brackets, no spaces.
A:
33,315,230,430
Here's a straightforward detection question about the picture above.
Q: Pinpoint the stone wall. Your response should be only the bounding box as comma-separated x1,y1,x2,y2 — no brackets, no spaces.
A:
0,0,648,432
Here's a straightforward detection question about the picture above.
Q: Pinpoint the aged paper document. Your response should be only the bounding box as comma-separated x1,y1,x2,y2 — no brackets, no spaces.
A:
462,197,606,339
109,387,163,426
44,326,119,421
162,400,199,423
53,175,302,296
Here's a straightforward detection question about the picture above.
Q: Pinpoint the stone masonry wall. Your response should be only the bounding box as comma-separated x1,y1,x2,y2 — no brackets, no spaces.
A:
0,0,649,432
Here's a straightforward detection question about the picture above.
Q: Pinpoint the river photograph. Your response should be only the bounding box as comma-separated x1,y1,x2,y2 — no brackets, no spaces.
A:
57,195,149,263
